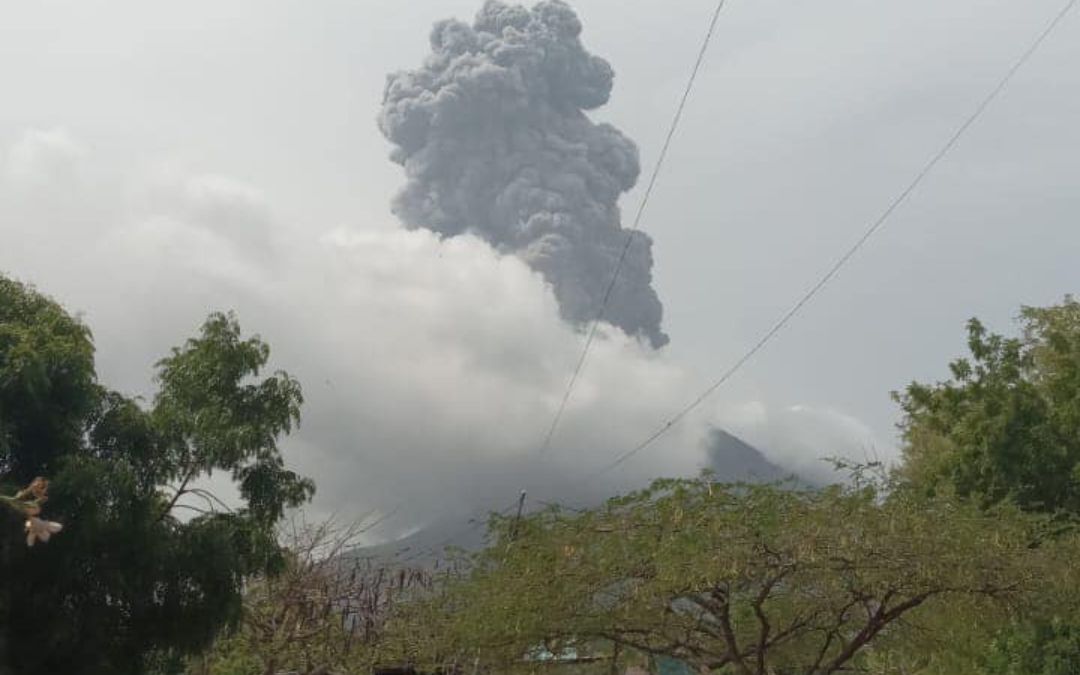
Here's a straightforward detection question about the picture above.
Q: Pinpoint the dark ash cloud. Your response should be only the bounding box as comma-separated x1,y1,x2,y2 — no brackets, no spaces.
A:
379,0,669,348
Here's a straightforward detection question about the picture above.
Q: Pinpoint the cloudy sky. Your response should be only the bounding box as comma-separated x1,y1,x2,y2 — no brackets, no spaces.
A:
2,0,1077,535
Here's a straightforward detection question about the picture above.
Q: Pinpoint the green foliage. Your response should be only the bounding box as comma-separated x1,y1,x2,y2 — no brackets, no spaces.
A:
895,297,1080,514
417,478,1065,675
153,312,311,525
0,277,96,482
182,630,263,675
893,298,1080,675
984,619,1080,675
0,274,313,674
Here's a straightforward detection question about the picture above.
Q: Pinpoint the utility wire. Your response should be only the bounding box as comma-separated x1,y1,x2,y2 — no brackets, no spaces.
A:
592,0,1079,477
537,0,730,455
365,0,1076,561
413,0,730,567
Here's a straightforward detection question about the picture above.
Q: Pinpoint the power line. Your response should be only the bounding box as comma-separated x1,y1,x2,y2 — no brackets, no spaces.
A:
372,1,731,569
359,0,1076,561
592,0,1079,477
537,0,730,455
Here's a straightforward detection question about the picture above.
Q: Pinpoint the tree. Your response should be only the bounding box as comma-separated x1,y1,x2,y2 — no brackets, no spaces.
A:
0,276,96,482
0,274,313,674
194,516,432,675
895,297,1080,514
419,478,1069,675
892,298,1080,674
983,619,1080,675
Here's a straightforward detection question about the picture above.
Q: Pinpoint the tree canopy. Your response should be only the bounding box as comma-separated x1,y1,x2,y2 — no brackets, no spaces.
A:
0,274,313,674
890,297,1080,673
896,297,1080,514
395,477,1073,675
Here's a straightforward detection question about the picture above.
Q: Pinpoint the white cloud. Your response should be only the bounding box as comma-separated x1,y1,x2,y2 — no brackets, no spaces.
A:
715,400,898,485
1,130,731,535
0,128,902,538
3,127,86,188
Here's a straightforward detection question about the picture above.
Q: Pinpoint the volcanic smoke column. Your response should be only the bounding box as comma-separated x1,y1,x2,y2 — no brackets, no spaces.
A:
379,0,669,348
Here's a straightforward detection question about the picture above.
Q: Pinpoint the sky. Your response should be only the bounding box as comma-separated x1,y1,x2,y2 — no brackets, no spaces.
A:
1,0,1077,536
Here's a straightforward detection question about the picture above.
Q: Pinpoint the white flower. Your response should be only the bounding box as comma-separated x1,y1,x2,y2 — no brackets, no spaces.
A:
25,516,63,547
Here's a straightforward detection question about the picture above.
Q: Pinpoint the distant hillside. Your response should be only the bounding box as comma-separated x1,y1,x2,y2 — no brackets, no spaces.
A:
350,512,494,569
353,430,781,568
704,428,786,482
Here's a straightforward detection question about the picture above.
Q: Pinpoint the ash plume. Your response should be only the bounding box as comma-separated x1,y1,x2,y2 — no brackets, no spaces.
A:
379,0,669,348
